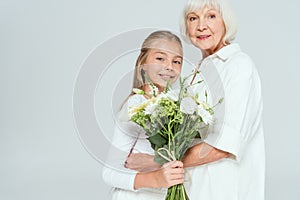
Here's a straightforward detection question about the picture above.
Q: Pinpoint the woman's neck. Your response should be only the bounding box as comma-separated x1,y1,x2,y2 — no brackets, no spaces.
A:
201,50,210,59
201,43,227,59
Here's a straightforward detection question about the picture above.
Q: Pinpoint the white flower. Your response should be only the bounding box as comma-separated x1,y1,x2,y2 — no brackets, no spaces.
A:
128,106,139,118
132,88,145,95
144,101,157,115
165,89,179,101
155,93,166,101
127,95,146,117
180,97,197,114
197,104,213,125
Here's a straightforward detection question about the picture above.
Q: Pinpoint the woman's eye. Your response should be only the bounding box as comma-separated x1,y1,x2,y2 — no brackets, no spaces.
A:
209,14,216,19
156,57,164,61
189,17,197,21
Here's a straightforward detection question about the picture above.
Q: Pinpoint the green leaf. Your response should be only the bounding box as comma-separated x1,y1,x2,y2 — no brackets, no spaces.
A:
147,133,167,148
154,154,168,165
164,80,170,93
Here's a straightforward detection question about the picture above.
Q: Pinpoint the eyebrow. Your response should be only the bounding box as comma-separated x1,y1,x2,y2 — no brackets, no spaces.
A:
187,12,197,16
207,9,217,12
174,55,183,59
154,51,183,59
154,51,167,55
188,9,216,15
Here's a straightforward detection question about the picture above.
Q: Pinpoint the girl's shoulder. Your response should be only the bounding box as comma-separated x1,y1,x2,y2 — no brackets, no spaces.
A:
118,94,147,122
127,94,147,108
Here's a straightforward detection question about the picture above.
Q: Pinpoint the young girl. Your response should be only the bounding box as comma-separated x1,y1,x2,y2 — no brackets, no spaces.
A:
102,30,185,200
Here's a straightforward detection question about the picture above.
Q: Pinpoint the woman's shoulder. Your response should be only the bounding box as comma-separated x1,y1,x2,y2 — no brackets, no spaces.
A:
232,51,253,64
227,44,253,63
226,48,256,76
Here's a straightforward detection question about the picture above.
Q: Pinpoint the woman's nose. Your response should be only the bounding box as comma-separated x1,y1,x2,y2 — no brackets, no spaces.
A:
198,19,207,31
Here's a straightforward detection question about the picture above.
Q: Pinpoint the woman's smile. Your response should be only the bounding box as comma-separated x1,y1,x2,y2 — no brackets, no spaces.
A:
197,35,211,40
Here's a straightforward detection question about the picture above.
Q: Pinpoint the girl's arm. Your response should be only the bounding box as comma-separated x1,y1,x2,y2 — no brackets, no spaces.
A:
134,161,184,189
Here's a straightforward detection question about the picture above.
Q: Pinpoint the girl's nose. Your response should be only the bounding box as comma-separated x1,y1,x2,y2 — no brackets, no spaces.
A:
165,60,174,71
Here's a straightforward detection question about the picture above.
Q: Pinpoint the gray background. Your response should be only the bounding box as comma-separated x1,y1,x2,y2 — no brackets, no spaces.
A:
1,0,299,199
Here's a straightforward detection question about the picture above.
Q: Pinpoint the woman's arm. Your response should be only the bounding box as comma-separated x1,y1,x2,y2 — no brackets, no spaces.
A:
182,142,229,168
125,142,229,170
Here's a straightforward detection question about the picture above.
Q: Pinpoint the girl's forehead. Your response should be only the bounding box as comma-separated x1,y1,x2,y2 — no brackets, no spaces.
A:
149,39,180,46
147,40,182,53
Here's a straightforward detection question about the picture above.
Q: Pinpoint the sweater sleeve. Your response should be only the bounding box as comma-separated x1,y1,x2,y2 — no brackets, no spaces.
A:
102,95,146,191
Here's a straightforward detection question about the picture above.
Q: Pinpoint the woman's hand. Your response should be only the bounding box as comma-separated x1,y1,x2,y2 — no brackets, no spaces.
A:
134,160,185,189
125,153,161,172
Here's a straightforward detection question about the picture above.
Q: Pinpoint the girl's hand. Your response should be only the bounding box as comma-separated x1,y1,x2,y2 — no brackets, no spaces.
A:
154,161,185,188
125,153,161,172
134,160,185,189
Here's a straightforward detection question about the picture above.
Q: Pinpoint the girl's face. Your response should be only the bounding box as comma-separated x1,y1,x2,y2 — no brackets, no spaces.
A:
142,40,183,90
186,6,226,57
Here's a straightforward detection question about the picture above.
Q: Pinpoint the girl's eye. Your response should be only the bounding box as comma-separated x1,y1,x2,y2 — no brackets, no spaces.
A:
156,57,164,61
173,60,182,65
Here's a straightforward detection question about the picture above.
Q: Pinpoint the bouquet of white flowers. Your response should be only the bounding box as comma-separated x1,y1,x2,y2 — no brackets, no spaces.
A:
129,73,221,200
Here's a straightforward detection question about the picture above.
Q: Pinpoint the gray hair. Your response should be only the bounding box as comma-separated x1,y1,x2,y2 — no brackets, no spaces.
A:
180,0,238,45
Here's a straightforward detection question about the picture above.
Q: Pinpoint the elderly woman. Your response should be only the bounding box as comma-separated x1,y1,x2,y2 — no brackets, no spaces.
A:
126,0,265,199
179,0,265,199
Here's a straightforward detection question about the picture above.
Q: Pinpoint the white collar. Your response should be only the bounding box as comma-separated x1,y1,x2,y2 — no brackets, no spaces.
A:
209,43,241,61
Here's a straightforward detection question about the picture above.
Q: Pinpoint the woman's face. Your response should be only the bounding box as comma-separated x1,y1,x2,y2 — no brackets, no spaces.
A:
142,40,183,90
186,6,226,57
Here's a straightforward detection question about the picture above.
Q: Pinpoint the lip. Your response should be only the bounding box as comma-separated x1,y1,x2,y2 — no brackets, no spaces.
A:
197,35,211,40
159,74,175,80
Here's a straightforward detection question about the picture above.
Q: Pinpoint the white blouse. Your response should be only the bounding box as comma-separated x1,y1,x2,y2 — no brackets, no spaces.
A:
187,43,265,200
